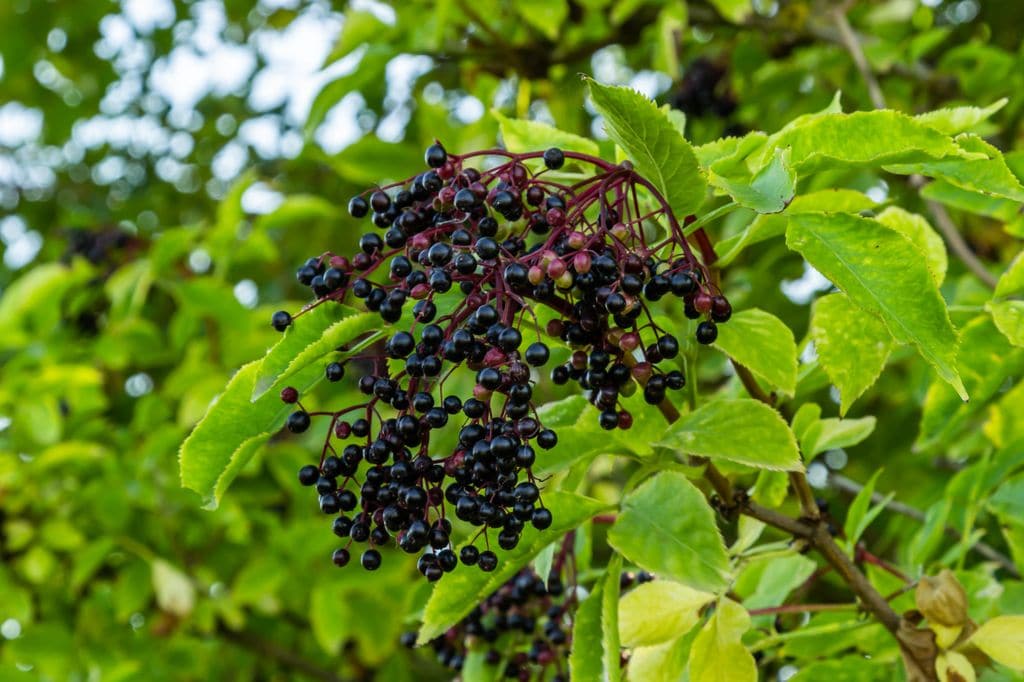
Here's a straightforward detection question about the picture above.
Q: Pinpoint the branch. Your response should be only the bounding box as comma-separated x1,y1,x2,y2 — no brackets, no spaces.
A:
693,224,937,680
831,5,997,290
832,7,886,110
921,192,999,289
830,473,1019,577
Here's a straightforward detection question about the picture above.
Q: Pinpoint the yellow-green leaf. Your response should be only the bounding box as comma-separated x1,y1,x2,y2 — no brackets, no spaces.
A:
687,598,756,682
968,615,1024,670
619,581,714,647
712,308,798,395
658,399,803,471
788,212,966,400
608,472,730,592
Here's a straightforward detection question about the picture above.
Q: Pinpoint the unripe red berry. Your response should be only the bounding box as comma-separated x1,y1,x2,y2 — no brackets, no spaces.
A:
528,265,545,285
619,332,640,352
280,387,299,403
547,259,566,279
694,291,713,314
573,252,592,274
618,411,633,430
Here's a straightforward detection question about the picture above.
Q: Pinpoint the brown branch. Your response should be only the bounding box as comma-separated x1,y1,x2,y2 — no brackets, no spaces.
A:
830,473,1019,577
831,5,997,290
832,7,886,110
748,602,857,617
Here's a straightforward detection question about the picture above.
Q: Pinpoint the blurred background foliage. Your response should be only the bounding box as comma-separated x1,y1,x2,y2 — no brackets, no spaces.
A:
1,0,1023,680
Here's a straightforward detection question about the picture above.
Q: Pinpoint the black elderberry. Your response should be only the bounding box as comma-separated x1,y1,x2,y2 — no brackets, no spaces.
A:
287,411,311,433
369,190,390,213
475,237,499,260
460,545,480,566
543,147,565,170
696,320,718,344
298,465,319,486
325,362,345,382
478,550,498,572
536,429,557,449
271,310,292,332
332,548,351,567
348,195,369,218
425,142,447,168
361,549,382,571
523,342,549,367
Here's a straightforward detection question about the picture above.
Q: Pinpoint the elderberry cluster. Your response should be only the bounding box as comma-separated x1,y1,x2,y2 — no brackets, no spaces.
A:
271,141,732,577
403,566,572,680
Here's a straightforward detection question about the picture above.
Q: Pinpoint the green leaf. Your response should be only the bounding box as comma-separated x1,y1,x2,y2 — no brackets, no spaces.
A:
418,492,611,644
328,138,424,184
874,207,948,285
988,472,1024,519
709,146,795,213
570,559,622,682
886,134,1024,202
658,399,803,471
627,633,693,682
492,111,599,157
994,251,1024,298
920,178,1021,221
619,580,714,647
253,305,380,400
326,10,392,65
967,615,1024,670
811,293,895,415
787,212,966,400
987,300,1024,347
712,308,797,395
756,110,976,174
607,472,730,592
586,78,706,217
515,0,569,40
707,0,752,23
687,598,756,682
914,98,1007,135
254,195,341,232
733,553,817,616
716,189,878,266
917,316,1024,450
180,361,320,508
800,416,877,461
843,470,892,547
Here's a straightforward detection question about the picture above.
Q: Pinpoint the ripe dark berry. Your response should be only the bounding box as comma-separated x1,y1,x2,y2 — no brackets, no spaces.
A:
543,147,565,170
370,190,390,213
460,545,480,566
332,548,351,567
536,429,557,449
287,411,311,433
711,295,732,323
531,508,553,530
325,362,345,382
348,195,369,218
425,143,447,168
478,550,498,572
361,549,382,571
298,465,319,486
271,310,292,332
525,342,550,367
696,320,718,344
